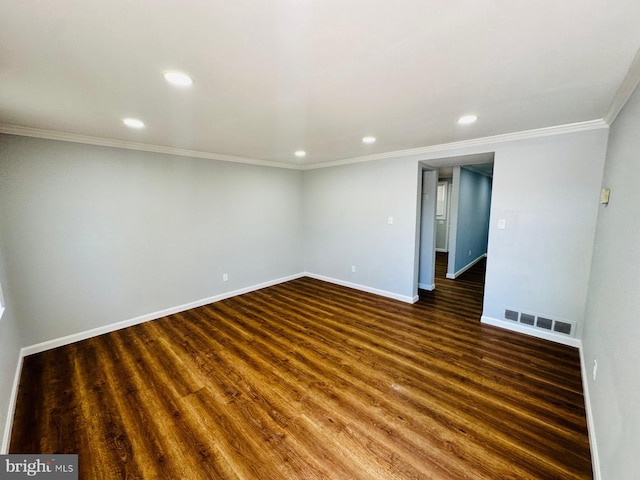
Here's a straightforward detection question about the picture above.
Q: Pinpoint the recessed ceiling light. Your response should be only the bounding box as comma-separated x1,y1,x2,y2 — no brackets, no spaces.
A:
122,118,145,129
163,71,194,87
295,150,306,158
458,115,478,125
362,136,376,144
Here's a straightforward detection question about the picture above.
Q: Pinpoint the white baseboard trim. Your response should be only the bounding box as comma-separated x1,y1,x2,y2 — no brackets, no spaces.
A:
418,283,436,291
21,273,305,357
480,315,582,348
7,271,422,446
447,253,486,280
435,248,448,253
305,272,418,304
5,271,414,451
1,354,24,454
579,346,601,480
6,273,307,453
481,314,600,475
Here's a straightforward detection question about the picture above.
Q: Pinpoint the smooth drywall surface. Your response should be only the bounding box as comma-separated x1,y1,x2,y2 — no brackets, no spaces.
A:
435,221,448,250
303,156,420,299
303,128,607,314
447,167,461,277
582,83,640,479
453,168,492,273
435,179,451,251
0,243,21,452
418,170,436,289
0,134,303,347
483,129,608,336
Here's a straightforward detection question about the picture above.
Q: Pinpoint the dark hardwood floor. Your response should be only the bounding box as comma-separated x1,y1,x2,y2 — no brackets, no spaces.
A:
10,255,592,479
419,252,486,320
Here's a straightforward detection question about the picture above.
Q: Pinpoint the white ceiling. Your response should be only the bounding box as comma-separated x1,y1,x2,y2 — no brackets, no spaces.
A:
1,1,639,167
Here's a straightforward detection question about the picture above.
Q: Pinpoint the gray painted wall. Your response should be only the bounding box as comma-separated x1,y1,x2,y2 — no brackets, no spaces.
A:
303,127,608,326
482,130,608,335
582,83,640,479
0,125,612,456
418,170,436,289
435,179,451,251
0,134,303,348
303,156,421,300
447,167,461,277
453,168,492,273
435,220,448,251
0,241,21,451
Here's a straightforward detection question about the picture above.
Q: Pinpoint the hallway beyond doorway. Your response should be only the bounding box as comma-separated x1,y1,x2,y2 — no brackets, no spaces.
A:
419,252,486,321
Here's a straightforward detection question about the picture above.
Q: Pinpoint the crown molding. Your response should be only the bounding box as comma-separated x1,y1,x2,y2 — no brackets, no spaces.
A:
0,124,300,170
1,119,608,172
302,119,608,170
604,47,640,125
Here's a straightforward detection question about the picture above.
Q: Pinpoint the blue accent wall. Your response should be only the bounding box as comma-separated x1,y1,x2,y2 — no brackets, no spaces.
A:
454,167,492,273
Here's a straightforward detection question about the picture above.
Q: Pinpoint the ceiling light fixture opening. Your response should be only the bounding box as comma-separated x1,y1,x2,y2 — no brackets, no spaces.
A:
458,114,478,125
362,136,376,144
123,118,145,129
163,71,194,87
294,150,306,158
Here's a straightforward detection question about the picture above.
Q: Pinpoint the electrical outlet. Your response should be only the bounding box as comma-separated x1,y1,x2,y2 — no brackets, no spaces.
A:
351,266,356,273
468,249,472,256
593,360,598,380
223,273,228,282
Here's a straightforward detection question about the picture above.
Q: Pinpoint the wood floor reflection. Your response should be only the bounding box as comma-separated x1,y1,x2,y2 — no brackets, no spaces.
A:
10,263,592,478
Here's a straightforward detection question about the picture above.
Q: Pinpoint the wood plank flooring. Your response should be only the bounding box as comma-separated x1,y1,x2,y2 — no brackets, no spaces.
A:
419,252,486,320
10,257,592,479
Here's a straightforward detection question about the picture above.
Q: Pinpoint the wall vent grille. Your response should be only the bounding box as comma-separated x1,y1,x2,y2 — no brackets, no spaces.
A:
504,309,519,321
536,317,553,330
553,320,573,335
504,308,575,337
520,313,535,326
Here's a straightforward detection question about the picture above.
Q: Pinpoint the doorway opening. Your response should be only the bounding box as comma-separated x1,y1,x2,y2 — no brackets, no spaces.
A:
416,154,494,319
